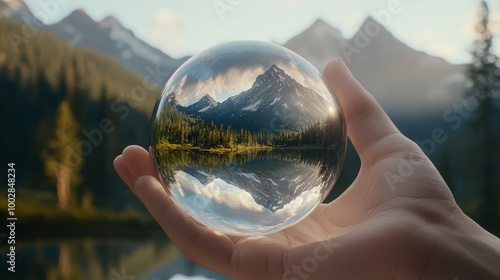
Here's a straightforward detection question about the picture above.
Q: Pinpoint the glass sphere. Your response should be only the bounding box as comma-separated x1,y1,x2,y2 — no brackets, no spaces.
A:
151,40,346,236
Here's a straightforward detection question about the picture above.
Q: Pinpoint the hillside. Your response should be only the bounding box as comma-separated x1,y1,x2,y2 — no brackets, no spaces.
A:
0,18,156,209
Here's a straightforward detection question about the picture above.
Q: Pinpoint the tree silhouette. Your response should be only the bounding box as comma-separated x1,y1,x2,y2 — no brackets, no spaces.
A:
465,0,500,230
0,18,155,210
42,99,82,210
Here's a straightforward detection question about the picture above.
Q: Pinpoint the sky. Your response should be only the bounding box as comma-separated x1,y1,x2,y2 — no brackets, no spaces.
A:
163,41,334,105
23,0,500,64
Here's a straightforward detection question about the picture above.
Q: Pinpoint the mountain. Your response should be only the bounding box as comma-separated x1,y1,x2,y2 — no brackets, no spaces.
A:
170,64,331,131
0,0,42,26
346,17,466,115
183,94,218,115
1,1,186,88
1,1,466,119
180,158,319,212
284,17,466,117
283,19,346,71
46,10,187,86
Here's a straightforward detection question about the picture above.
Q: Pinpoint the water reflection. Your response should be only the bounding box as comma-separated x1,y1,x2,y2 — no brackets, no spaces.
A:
154,148,344,235
58,242,71,279
151,41,347,235
0,238,178,280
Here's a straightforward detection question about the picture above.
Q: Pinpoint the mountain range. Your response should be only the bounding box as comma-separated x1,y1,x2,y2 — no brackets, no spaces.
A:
1,0,466,119
180,157,320,212
284,18,466,116
3,0,498,232
167,64,331,131
0,0,188,87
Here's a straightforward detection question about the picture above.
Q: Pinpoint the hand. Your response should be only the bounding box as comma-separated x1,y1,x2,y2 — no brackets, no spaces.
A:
114,58,500,279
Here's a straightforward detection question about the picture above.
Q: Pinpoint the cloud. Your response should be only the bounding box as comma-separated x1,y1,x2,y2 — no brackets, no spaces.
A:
164,41,335,106
415,30,459,59
172,64,266,106
149,9,185,56
170,165,323,235
173,172,266,213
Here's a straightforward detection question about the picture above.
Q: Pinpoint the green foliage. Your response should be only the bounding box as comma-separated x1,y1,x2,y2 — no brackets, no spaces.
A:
0,189,159,239
464,0,500,230
154,147,343,192
0,18,157,210
153,106,339,150
42,98,83,186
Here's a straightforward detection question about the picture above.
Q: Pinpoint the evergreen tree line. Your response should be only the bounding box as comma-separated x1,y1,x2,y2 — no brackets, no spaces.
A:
153,107,340,149
0,18,156,210
155,147,343,189
462,1,500,230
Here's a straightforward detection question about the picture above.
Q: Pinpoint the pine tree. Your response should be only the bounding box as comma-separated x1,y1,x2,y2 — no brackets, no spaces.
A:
466,0,500,230
42,99,82,210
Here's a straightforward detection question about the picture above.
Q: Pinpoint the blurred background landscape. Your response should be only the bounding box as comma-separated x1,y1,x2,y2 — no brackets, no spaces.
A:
0,0,499,279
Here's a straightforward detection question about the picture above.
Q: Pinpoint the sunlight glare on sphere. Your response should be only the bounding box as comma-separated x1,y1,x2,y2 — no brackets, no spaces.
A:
151,41,346,236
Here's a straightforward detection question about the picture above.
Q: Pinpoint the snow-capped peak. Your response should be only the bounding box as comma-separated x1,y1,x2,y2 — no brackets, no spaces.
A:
253,64,292,88
198,94,217,106
268,64,288,78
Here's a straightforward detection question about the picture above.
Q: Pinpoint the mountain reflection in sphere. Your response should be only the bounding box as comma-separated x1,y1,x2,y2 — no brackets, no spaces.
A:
151,41,346,236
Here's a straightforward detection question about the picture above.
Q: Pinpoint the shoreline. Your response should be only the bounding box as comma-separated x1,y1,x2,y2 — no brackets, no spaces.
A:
155,143,334,153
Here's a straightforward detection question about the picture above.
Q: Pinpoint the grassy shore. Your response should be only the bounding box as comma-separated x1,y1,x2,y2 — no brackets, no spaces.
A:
155,142,272,153
155,142,330,153
0,189,162,239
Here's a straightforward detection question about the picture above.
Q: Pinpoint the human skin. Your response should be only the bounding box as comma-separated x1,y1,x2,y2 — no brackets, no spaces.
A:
114,58,500,280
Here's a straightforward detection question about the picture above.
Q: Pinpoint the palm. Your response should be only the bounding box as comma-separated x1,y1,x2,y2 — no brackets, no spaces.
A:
223,139,452,276
114,59,457,279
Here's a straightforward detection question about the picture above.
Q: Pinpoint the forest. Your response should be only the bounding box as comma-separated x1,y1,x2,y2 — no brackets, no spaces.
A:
154,146,343,190
153,106,341,151
0,18,155,211
0,0,499,236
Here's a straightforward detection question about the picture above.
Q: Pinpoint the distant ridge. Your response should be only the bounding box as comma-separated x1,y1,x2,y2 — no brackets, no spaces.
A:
1,1,466,117
284,17,466,116
170,64,331,131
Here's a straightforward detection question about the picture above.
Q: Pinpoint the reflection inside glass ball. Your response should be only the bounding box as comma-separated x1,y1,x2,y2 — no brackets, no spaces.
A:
151,41,346,236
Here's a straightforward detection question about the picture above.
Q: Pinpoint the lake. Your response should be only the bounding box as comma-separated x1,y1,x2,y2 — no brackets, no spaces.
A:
0,148,345,279
154,147,345,235
0,238,228,280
